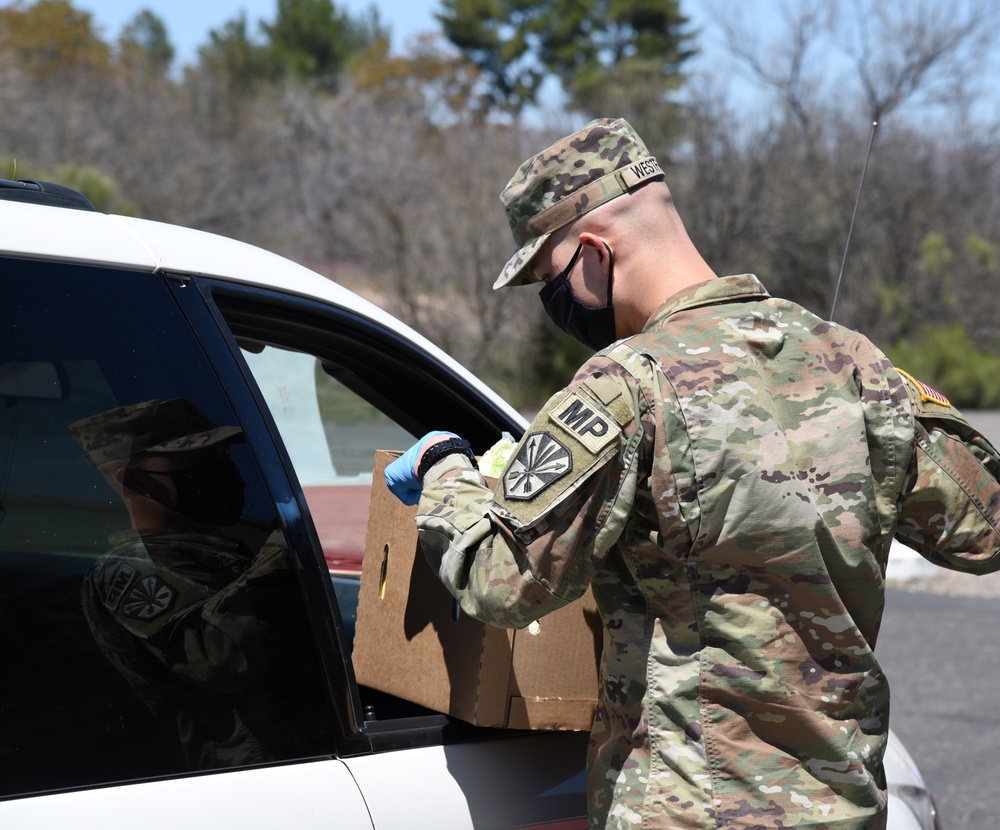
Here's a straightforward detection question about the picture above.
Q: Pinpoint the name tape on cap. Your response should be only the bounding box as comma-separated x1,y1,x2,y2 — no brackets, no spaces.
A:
618,157,663,190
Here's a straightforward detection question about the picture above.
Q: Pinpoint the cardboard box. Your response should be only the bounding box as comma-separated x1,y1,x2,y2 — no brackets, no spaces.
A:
352,451,601,730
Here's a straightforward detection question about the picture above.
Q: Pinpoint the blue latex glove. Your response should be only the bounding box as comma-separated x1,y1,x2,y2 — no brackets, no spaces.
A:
384,431,456,505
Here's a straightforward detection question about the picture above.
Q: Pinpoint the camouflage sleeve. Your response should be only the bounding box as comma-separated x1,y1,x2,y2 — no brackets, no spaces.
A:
417,353,651,629
895,370,1000,573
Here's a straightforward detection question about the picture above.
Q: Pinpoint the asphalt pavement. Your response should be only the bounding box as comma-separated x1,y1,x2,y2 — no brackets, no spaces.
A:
877,588,1000,828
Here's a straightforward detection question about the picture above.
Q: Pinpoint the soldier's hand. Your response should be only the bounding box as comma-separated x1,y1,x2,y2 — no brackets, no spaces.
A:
384,431,456,505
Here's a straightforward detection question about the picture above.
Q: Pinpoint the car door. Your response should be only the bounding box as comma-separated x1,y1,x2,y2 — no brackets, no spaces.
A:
0,258,373,828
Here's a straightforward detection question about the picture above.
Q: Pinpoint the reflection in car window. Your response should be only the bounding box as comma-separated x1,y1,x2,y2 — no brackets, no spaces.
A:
0,262,335,798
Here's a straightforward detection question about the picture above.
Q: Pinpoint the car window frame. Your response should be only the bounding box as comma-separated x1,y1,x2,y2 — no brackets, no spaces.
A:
160,273,372,756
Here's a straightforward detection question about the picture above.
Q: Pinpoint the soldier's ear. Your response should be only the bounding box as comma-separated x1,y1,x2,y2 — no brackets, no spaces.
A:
579,233,613,274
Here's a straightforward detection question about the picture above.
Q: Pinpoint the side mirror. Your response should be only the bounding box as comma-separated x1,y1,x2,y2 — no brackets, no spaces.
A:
0,362,66,401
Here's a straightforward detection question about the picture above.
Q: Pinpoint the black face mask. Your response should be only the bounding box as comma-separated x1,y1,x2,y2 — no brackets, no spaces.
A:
539,242,618,351
169,458,245,527
126,456,245,527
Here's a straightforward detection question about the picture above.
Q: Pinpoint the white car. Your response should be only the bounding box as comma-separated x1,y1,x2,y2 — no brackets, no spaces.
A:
0,180,937,829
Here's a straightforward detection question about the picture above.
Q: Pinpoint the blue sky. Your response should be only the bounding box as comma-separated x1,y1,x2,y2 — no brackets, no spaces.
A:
76,0,721,69
78,0,474,64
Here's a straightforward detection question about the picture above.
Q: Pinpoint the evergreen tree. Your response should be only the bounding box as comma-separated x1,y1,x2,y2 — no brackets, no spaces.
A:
438,0,696,121
118,9,175,78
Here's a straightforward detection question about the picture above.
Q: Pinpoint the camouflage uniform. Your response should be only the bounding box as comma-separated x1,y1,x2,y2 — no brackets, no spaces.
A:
413,121,1000,830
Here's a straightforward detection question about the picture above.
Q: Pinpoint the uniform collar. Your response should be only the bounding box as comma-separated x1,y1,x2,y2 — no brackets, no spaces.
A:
642,274,769,332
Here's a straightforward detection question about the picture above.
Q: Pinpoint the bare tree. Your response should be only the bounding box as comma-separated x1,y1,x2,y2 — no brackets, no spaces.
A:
836,0,1000,123
329,95,548,386
689,0,1000,337
710,0,1000,126
713,0,829,139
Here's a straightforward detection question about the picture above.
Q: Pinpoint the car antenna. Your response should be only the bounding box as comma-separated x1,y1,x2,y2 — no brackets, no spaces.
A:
829,120,878,322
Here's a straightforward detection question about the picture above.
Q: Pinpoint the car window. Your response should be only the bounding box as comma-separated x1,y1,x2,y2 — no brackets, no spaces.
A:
0,260,336,799
241,344,412,576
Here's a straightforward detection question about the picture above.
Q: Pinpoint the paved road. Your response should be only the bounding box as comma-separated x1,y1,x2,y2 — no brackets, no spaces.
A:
878,588,1000,828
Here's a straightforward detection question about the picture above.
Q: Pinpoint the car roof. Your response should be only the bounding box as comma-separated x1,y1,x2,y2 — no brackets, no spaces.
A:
0,199,523,426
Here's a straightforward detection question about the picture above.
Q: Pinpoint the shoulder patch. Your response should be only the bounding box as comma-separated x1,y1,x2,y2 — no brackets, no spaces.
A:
496,385,626,526
121,575,177,620
897,368,951,408
101,562,136,612
503,432,572,500
549,391,619,454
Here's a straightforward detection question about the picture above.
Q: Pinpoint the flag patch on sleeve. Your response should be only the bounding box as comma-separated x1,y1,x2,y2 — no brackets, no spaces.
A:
898,368,951,407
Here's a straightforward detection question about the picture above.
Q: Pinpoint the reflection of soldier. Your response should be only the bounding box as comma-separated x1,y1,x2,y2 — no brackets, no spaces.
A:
70,399,329,770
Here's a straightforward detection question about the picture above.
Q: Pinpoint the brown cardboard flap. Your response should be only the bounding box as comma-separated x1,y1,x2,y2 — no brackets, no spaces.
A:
353,451,496,722
353,450,600,730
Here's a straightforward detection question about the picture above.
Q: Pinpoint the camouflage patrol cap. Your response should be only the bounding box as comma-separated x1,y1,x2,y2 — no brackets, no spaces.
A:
69,398,242,466
495,117,663,289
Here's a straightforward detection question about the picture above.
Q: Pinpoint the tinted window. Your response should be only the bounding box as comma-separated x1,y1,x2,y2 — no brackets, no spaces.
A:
0,261,335,798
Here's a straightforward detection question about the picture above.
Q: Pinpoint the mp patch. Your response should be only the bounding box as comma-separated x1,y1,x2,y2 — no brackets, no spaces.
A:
503,432,572,501
550,391,619,454
102,562,136,612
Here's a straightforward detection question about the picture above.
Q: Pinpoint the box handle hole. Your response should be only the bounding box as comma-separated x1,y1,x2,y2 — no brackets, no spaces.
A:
378,543,389,600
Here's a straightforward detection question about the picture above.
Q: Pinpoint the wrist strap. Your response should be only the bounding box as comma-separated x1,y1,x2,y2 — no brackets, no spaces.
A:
417,437,478,480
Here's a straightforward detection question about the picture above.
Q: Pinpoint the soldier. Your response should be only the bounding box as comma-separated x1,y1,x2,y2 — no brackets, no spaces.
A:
71,398,328,770
385,118,1000,829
